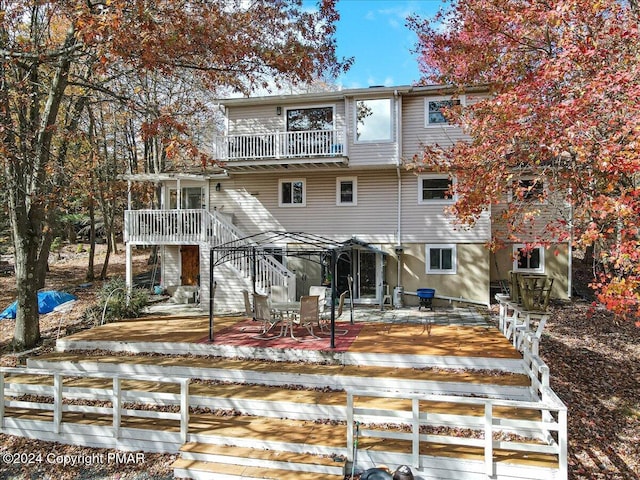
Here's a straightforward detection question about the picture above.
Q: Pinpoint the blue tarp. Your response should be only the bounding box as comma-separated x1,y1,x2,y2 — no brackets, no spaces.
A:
0,291,77,320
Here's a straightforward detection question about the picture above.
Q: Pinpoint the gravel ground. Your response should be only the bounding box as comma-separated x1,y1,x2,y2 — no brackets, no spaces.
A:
1,245,639,479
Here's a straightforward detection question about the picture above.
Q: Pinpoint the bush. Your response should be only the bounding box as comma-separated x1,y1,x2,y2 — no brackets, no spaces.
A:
95,277,148,324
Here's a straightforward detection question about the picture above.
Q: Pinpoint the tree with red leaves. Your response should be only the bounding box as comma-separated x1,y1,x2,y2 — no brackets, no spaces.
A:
408,0,640,323
1,0,349,349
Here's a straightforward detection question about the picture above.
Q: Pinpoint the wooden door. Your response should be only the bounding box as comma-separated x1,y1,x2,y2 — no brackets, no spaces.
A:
181,245,200,286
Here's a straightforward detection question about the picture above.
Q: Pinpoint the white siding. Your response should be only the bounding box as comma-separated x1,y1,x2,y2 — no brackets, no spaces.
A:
220,170,399,244
228,102,346,136
209,169,489,245
401,95,471,157
345,96,398,167
400,171,490,243
161,246,181,287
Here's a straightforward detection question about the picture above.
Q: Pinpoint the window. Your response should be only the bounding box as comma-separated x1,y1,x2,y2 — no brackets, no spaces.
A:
336,177,357,205
355,98,392,142
279,179,306,207
286,106,333,132
426,244,457,274
168,186,205,209
418,174,454,203
511,177,546,202
513,244,545,273
425,96,463,126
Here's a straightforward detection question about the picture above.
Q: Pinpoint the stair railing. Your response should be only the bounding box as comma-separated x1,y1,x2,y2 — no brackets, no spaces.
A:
204,210,295,297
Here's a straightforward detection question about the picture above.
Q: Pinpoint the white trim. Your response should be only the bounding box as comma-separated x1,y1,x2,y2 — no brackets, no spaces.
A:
512,244,545,273
278,178,306,207
284,104,336,132
166,183,207,210
418,173,456,205
336,176,357,206
425,244,457,274
353,97,394,143
424,95,466,127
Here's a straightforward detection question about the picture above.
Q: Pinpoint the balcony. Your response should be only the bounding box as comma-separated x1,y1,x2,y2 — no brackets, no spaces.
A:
213,129,348,170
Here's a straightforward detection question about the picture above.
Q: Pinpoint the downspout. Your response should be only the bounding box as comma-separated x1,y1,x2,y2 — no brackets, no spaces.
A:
395,90,403,289
568,187,573,298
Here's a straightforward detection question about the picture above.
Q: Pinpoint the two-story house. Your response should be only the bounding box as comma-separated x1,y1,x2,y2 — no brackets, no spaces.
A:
123,84,571,311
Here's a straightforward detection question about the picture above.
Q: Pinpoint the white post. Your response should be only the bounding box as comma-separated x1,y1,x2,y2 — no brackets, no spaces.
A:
346,392,354,461
558,408,568,480
180,379,189,443
113,377,121,438
412,398,420,468
0,373,5,428
484,402,494,478
53,373,62,434
125,243,133,301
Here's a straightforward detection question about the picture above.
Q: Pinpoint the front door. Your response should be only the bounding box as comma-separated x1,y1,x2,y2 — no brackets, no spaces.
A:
181,245,200,286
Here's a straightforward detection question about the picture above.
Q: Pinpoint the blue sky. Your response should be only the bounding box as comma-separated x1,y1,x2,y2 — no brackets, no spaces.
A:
333,0,443,88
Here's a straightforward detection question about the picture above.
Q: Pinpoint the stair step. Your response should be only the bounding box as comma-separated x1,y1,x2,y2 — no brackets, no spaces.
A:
178,442,345,475
28,352,530,387
172,458,345,479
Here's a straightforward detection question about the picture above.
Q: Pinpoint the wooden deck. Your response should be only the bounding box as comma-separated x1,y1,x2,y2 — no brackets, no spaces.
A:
54,311,523,370
0,307,567,479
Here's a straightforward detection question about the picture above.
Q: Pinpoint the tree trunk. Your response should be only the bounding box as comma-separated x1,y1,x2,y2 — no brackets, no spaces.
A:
11,207,46,349
86,196,96,282
100,240,112,280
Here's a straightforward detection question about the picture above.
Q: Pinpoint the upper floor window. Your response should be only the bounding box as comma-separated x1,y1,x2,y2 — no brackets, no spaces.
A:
286,106,333,132
336,177,357,205
426,244,457,274
279,179,306,207
168,186,205,209
355,98,392,142
425,96,463,126
513,244,545,273
418,174,455,204
510,177,546,203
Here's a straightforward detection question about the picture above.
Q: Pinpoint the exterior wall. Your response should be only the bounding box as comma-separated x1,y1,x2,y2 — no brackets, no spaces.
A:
491,244,569,299
161,246,181,288
401,94,475,155
127,86,570,307
215,169,399,243
343,95,398,167
211,169,490,245
398,243,490,306
399,172,491,243
491,196,571,243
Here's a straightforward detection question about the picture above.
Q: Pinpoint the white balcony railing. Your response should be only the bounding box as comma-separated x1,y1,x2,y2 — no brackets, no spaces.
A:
213,129,347,161
124,209,295,297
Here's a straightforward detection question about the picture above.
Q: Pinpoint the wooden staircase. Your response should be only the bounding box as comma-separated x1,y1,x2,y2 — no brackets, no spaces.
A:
0,347,567,480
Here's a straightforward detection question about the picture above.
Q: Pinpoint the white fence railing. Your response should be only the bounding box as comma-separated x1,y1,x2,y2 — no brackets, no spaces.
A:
213,129,347,161
124,209,207,244
0,367,190,443
346,388,567,479
124,209,295,298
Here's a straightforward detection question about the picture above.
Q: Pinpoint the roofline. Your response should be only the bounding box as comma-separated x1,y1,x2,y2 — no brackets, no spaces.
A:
120,172,229,182
216,84,490,107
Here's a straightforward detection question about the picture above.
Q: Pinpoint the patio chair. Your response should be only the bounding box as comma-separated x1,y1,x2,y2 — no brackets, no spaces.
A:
319,290,349,336
290,295,321,340
251,293,284,339
242,289,254,319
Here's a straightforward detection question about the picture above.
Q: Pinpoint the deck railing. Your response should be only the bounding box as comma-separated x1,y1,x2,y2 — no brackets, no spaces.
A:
0,367,190,443
213,129,347,161
124,209,295,297
346,388,567,479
